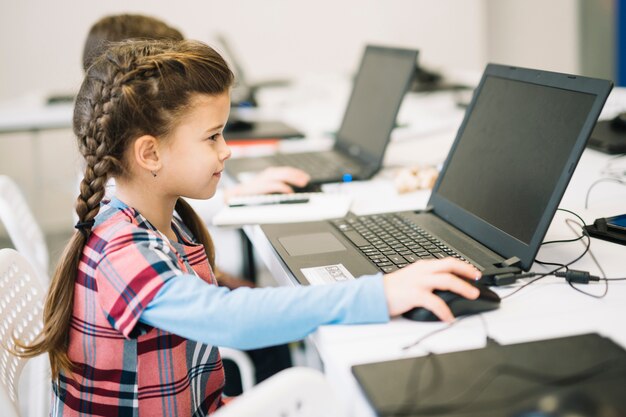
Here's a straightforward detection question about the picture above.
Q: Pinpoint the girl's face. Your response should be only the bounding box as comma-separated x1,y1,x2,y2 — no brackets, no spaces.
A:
159,92,232,200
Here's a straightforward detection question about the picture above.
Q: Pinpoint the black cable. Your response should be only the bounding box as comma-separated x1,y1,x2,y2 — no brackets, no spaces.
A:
584,177,626,209
499,269,557,300
561,219,609,299
541,234,585,245
393,315,490,417
537,208,587,250
501,208,591,300
401,315,474,351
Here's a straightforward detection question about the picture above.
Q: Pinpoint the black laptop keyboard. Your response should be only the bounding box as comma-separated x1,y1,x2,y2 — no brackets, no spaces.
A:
272,152,361,178
331,213,469,273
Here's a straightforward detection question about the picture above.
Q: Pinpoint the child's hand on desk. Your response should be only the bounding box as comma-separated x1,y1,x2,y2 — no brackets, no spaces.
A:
383,258,480,322
224,167,310,201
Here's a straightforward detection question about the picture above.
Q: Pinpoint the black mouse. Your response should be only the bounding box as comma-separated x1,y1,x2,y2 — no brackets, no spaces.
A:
402,278,500,321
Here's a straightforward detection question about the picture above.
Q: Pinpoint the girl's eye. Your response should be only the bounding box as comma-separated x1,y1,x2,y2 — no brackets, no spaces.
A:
207,133,221,141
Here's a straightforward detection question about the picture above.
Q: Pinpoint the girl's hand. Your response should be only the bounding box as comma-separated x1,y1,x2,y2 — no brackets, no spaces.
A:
224,166,311,200
383,258,481,322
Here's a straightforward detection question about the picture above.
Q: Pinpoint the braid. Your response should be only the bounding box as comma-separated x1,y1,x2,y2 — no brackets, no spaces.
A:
75,61,129,231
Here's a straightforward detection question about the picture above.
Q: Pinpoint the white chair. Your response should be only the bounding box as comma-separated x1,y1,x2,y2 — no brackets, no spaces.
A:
0,248,47,417
220,347,255,393
213,367,347,417
0,176,49,285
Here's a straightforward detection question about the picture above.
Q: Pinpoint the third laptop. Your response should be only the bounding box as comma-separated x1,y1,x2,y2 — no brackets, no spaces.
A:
260,64,612,285
225,44,418,185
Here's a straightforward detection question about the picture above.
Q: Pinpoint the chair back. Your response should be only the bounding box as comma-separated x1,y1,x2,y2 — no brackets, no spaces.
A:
0,248,46,417
213,367,346,417
0,176,49,284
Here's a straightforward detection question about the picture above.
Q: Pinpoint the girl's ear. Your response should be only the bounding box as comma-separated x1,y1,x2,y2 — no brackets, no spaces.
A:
133,135,162,173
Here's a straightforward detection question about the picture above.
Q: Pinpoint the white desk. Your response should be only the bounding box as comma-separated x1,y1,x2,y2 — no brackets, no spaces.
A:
0,95,73,134
243,109,626,416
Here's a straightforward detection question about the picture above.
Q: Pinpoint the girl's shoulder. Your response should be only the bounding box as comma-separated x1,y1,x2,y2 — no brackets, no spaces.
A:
88,201,168,256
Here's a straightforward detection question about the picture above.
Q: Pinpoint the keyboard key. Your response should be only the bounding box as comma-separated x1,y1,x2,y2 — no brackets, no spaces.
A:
344,231,369,247
403,254,418,263
388,255,405,264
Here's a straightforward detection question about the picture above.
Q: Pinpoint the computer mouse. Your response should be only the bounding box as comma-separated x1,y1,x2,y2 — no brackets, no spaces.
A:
609,112,626,132
402,278,500,321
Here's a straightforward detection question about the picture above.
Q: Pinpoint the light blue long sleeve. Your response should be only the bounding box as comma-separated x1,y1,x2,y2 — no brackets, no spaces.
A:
140,273,389,350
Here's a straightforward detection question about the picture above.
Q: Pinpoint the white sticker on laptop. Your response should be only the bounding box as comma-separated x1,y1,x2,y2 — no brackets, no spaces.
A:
301,264,356,285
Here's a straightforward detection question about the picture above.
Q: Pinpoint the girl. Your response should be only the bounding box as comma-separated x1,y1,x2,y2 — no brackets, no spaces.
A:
19,40,479,416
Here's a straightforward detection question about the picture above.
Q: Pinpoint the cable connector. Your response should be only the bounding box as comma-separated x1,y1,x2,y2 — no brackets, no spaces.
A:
478,267,536,286
555,269,600,284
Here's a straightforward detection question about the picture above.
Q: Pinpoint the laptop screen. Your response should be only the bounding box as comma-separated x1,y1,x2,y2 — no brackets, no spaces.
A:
436,76,596,244
335,46,417,164
429,65,611,270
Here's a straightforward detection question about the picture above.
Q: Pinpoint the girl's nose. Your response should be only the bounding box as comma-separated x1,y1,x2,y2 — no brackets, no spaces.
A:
219,140,232,162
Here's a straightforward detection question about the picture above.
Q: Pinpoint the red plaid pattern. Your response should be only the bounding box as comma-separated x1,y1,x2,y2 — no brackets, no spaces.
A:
52,200,225,416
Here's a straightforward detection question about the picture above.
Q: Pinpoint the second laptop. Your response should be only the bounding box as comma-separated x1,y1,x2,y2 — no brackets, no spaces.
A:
225,44,419,186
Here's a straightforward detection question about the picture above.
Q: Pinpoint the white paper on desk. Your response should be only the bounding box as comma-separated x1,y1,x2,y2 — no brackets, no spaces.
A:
211,194,352,226
323,180,430,215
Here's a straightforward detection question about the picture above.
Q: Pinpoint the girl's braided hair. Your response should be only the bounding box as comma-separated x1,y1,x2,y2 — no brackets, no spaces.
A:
16,39,233,379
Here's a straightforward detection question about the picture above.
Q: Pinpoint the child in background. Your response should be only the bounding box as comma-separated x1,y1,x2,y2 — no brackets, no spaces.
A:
19,40,479,416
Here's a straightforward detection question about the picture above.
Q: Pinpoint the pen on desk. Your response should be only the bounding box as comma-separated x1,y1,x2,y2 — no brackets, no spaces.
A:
228,197,310,208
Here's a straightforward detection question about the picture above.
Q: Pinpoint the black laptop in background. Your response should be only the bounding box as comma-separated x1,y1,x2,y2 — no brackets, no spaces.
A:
260,64,612,285
225,45,419,185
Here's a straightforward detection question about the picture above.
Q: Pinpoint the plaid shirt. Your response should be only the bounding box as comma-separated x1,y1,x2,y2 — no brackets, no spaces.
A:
52,198,225,416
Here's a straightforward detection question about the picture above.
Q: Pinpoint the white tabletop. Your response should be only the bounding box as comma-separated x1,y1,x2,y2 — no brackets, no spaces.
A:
0,93,73,133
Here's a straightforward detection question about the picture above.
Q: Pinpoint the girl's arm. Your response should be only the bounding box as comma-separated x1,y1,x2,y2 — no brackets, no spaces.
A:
139,273,389,349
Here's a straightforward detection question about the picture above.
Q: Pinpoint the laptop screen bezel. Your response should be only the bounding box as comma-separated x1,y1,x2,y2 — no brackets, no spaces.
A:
334,45,418,172
428,64,612,271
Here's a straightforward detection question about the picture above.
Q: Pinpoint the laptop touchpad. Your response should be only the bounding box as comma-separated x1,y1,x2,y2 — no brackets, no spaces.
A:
279,233,346,257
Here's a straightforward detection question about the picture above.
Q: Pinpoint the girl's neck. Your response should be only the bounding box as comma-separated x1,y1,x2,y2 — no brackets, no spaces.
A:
115,180,178,241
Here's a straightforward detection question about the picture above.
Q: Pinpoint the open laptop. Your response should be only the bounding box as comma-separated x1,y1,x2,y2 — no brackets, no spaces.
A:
260,64,612,285
225,45,419,185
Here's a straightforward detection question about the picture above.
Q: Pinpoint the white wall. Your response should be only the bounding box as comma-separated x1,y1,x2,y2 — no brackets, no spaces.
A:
0,0,487,101
486,0,580,74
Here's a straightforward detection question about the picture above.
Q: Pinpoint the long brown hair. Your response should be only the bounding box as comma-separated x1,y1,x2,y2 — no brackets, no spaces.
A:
16,39,233,379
